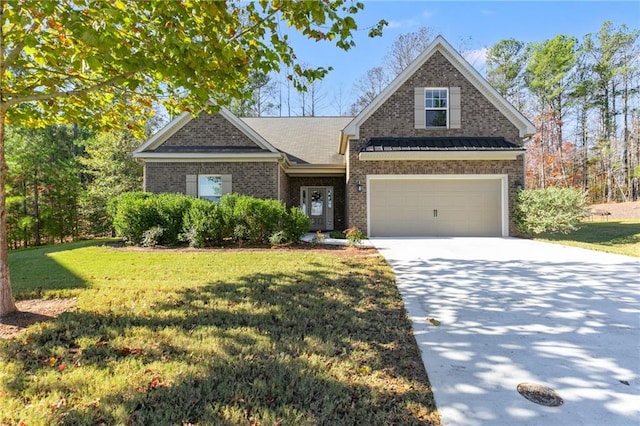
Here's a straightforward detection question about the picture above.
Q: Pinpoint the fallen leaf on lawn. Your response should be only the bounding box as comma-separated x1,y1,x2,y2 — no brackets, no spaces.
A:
148,376,165,390
95,341,108,347
48,357,57,367
427,318,441,326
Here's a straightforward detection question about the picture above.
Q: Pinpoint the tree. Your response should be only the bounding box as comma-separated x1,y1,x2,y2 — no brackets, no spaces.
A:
384,26,436,77
6,125,85,247
79,131,142,236
228,71,279,117
0,0,385,315
583,21,640,201
525,35,578,188
486,38,527,110
349,66,390,114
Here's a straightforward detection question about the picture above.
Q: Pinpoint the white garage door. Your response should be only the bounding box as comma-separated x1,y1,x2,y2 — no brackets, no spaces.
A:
369,178,503,237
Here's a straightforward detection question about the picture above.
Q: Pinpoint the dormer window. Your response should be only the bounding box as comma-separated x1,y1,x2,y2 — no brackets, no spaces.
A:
425,88,448,127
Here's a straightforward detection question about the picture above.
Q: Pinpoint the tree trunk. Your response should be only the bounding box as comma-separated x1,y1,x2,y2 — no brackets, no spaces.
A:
0,108,17,316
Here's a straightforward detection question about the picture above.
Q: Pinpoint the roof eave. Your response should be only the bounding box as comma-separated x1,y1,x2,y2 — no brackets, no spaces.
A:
132,152,285,162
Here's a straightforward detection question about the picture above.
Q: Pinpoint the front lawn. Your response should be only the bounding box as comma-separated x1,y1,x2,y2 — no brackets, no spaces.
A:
1,242,439,425
537,220,640,258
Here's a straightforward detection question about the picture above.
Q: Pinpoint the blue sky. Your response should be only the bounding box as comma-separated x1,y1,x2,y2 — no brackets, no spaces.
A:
283,1,639,115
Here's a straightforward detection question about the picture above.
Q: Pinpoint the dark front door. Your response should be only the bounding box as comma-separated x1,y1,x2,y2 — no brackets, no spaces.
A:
301,186,334,231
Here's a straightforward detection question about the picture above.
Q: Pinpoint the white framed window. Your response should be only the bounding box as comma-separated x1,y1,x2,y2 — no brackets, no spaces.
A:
198,175,222,202
425,88,448,127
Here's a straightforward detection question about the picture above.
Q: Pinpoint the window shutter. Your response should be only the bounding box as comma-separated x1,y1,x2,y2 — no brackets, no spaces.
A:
414,87,425,129
186,174,197,197
221,175,232,195
449,87,461,129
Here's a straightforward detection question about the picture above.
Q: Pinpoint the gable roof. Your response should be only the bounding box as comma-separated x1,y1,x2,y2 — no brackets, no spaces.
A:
340,35,536,152
133,107,280,158
241,117,351,165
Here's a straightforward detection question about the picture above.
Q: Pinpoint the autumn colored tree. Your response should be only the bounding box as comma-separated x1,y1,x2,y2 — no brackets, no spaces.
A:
0,0,385,315
525,35,578,188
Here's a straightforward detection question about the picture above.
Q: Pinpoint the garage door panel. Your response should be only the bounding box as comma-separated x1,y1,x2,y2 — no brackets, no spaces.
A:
369,178,502,237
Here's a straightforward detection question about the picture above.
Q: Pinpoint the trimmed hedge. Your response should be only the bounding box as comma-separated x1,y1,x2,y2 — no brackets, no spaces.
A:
514,187,588,237
108,192,311,247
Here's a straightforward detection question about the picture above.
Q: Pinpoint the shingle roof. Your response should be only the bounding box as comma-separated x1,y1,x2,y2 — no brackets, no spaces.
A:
241,117,353,165
360,137,523,152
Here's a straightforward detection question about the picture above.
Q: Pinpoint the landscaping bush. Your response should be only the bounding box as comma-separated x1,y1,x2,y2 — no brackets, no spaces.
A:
183,199,224,247
108,192,192,245
232,196,287,244
514,187,588,236
345,227,365,246
108,192,158,244
152,193,193,244
218,193,241,239
284,206,311,242
109,192,311,247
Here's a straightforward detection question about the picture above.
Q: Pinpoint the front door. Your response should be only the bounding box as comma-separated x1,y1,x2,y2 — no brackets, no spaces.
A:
301,186,334,231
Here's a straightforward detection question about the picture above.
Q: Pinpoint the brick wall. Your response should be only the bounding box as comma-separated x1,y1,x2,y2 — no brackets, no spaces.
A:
288,176,346,231
347,50,526,236
359,51,522,142
145,161,280,199
278,166,289,203
346,157,524,235
161,113,264,149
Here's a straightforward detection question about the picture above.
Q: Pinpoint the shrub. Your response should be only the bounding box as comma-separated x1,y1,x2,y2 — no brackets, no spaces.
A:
344,227,365,246
109,192,312,246
182,199,224,247
228,196,288,244
218,193,241,239
269,230,287,245
108,192,158,244
329,230,346,239
108,192,192,245
514,187,588,237
152,193,193,245
284,207,311,242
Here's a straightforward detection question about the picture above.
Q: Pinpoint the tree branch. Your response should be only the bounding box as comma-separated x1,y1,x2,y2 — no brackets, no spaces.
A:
1,73,133,107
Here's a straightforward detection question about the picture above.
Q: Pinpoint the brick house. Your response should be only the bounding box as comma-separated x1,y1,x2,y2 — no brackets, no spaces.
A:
134,36,535,237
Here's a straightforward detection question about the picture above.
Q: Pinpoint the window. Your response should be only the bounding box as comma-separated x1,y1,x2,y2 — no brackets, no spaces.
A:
198,175,222,202
425,88,448,127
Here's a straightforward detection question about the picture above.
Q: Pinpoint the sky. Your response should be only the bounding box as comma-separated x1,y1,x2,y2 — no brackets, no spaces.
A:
282,1,640,116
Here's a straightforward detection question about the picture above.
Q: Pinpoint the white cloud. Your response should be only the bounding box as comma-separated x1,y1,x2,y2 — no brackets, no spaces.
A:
422,9,435,20
386,18,420,30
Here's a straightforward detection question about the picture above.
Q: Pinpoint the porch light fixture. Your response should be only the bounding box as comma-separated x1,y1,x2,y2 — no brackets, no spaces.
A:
356,181,363,193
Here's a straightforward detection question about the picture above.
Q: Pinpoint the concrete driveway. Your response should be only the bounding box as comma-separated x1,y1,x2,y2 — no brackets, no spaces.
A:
371,237,640,426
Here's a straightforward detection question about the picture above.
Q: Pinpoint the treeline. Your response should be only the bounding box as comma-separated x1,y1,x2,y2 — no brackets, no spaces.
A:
5,125,143,248
485,21,640,202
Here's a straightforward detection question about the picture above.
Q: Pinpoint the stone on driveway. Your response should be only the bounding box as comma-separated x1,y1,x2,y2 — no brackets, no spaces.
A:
372,237,640,426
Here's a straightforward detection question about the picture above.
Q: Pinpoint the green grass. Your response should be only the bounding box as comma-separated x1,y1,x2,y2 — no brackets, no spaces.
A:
1,242,439,425
537,220,640,257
